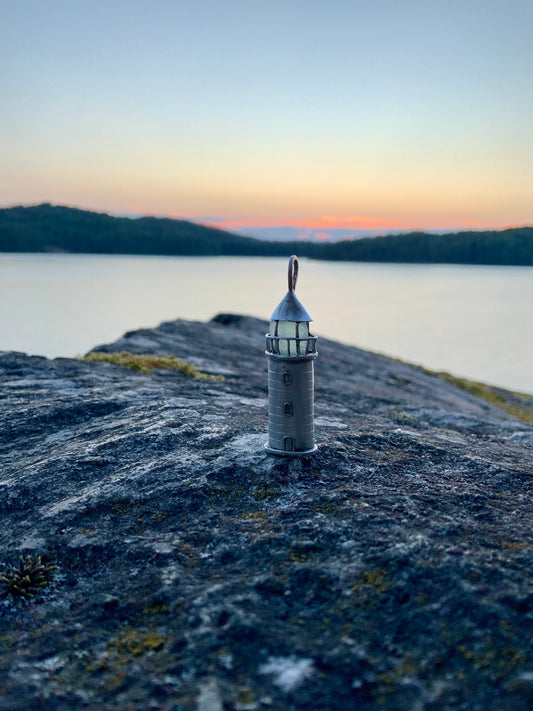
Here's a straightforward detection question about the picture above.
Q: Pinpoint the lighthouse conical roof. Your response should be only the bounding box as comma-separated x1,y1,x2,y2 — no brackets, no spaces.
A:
269,290,312,322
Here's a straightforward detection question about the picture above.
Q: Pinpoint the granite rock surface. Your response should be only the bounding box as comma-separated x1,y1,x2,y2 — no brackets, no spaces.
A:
0,314,532,710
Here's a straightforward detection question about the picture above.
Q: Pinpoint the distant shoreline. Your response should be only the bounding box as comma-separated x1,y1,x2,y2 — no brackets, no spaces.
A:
1,203,532,266
2,252,533,270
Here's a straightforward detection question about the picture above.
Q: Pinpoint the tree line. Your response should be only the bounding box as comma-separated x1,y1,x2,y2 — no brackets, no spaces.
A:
1,203,532,266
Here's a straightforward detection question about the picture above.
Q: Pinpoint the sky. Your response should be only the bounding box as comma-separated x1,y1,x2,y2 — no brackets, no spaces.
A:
1,0,532,240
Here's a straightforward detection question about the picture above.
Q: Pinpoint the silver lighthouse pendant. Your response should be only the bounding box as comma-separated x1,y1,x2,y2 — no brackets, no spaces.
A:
265,255,318,456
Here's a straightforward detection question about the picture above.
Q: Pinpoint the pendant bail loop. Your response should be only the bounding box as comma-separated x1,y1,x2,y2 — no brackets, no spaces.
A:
288,255,298,292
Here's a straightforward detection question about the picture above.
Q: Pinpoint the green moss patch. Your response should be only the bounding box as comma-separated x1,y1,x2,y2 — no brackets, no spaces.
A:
80,351,224,380
422,369,533,424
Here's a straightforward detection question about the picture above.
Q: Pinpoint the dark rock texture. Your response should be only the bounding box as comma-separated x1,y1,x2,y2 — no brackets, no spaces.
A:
1,314,532,710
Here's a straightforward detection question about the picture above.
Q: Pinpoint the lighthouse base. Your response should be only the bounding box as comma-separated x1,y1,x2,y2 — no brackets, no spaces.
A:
264,443,318,457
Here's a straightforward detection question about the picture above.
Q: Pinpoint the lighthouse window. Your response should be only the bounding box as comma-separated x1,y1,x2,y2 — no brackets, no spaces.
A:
283,372,292,384
284,402,293,416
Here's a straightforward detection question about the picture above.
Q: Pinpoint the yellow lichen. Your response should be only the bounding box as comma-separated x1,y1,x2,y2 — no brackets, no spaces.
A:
501,541,529,550
375,654,419,703
237,687,255,704
396,653,417,676
239,511,267,521
107,628,165,657
142,631,165,651
152,511,168,524
99,670,127,693
110,500,133,515
353,568,394,596
80,351,224,380
458,639,528,679
285,550,312,564
420,368,533,424
458,645,474,661
253,486,276,501
143,601,169,615
312,502,337,514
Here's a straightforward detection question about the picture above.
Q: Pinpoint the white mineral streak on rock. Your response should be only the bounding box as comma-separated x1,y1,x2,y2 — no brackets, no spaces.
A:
98,420,125,431
68,533,99,548
314,416,347,428
259,656,314,691
393,428,421,437
161,565,180,585
36,655,64,672
20,535,47,550
516,672,533,682
186,357,236,376
118,335,160,349
45,429,74,443
238,397,267,408
432,431,467,444
151,534,181,554
226,434,266,454
212,393,266,409
197,678,224,711
161,408,201,419
41,467,156,518
116,387,165,402
42,494,85,518
2,378,76,388
509,431,533,444
165,397,208,408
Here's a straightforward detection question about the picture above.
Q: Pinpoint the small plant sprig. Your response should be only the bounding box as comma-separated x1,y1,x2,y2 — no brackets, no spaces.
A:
0,555,58,600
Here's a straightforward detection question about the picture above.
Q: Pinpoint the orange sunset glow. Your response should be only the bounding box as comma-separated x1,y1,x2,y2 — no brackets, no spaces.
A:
2,1,532,239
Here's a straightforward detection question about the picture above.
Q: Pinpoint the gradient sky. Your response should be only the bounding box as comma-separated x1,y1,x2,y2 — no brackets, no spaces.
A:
1,0,532,237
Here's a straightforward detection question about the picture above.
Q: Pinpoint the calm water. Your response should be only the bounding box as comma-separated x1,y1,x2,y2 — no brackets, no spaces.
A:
1,253,532,394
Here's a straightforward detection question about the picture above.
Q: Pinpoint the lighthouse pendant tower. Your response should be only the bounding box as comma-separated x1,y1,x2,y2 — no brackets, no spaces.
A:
265,256,318,456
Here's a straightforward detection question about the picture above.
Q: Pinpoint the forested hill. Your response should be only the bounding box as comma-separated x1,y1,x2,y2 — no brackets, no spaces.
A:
1,203,532,265
316,227,533,265
0,203,284,257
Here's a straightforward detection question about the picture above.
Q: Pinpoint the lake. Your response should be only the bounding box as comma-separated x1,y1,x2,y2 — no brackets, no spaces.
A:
1,253,532,394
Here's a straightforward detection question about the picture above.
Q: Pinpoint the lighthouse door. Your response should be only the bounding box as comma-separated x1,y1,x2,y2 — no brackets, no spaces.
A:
283,436,294,452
